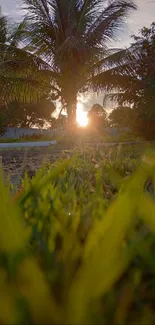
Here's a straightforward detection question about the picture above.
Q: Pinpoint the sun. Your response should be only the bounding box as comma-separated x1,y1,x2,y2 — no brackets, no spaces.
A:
76,102,88,127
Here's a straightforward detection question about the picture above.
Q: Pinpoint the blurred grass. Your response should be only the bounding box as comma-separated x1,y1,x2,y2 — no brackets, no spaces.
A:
0,128,145,144
0,134,56,143
1,144,155,324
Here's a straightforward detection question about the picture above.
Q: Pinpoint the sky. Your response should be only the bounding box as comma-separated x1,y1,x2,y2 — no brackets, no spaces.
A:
1,0,155,111
1,0,155,47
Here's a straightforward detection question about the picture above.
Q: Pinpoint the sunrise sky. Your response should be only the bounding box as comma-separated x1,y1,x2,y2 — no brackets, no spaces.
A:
1,0,155,111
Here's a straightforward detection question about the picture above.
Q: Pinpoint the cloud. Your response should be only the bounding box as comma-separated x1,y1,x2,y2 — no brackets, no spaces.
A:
3,9,23,18
114,0,155,47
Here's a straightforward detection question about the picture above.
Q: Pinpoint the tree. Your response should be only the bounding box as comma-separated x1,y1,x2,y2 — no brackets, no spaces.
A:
127,23,155,139
88,103,107,129
0,12,58,130
109,106,136,129
56,114,67,128
13,0,136,126
104,23,155,139
0,12,55,105
3,97,56,128
88,104,107,117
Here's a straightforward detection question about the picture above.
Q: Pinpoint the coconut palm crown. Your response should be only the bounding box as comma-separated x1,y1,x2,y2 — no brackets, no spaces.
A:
1,1,137,123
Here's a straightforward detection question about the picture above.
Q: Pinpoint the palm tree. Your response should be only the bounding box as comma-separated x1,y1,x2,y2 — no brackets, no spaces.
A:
0,12,54,105
14,0,137,125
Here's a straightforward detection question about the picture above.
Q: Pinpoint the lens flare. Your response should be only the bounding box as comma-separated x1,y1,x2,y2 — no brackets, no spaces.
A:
76,102,88,127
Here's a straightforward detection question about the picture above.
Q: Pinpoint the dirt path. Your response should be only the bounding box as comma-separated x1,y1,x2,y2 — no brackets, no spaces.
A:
0,146,72,188
0,140,146,189
0,140,57,148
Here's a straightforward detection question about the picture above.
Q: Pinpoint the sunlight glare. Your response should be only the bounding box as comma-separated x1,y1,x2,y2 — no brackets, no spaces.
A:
76,102,88,127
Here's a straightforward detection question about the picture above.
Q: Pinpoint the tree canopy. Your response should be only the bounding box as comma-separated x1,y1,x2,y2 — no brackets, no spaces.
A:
4,98,56,128
0,13,52,106
109,106,136,129
106,22,155,139
0,13,57,130
88,103,107,130
2,0,136,125
115,22,155,109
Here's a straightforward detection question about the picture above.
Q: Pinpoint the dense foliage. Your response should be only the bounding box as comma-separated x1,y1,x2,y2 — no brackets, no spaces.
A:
0,14,52,105
3,98,56,128
109,106,136,129
1,145,155,324
88,103,108,131
121,22,155,109
107,23,155,139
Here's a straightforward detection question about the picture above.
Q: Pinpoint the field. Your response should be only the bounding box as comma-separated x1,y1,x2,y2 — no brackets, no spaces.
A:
1,142,155,324
1,146,69,187
0,127,144,145
1,141,147,189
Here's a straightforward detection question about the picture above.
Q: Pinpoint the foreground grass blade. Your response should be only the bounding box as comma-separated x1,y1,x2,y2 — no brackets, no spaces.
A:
0,172,63,324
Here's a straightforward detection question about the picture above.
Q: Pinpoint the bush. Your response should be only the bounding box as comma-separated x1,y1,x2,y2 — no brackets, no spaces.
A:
1,146,155,324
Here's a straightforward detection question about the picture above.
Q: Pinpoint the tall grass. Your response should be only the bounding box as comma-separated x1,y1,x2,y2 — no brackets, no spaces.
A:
1,145,155,324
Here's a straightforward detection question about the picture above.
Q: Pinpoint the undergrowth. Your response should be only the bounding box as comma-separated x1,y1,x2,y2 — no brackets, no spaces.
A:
1,145,155,324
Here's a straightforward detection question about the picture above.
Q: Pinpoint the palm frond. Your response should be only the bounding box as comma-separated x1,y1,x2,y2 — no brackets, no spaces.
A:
0,42,57,71
0,76,45,103
0,56,60,104
86,1,136,46
8,18,28,47
22,0,53,23
90,66,138,92
76,0,103,36
103,92,125,106
0,0,137,118
20,1,57,59
0,15,7,43
93,48,131,71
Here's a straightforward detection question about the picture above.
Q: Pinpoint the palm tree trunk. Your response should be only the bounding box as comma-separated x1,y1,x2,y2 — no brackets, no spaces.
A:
66,94,77,127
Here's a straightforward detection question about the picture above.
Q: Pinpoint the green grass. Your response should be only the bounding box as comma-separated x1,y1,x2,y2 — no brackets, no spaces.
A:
1,144,155,324
102,133,145,143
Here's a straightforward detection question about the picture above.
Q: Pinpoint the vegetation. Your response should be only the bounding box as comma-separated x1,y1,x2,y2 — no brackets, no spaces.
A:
0,1,137,125
0,144,155,324
88,103,108,131
116,22,155,110
0,13,51,104
106,22,155,140
1,2,155,137
0,13,59,132
0,99,56,129
0,1,155,324
109,106,136,130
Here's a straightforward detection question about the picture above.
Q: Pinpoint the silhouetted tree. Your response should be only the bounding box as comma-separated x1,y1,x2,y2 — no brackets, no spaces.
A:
0,12,52,105
88,103,107,130
11,0,136,125
104,22,155,139
109,106,136,129
4,98,56,128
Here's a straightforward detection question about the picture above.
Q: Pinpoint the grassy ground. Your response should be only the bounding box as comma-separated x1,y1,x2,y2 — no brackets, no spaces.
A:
1,145,72,191
0,128,145,144
1,143,155,324
0,135,56,143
